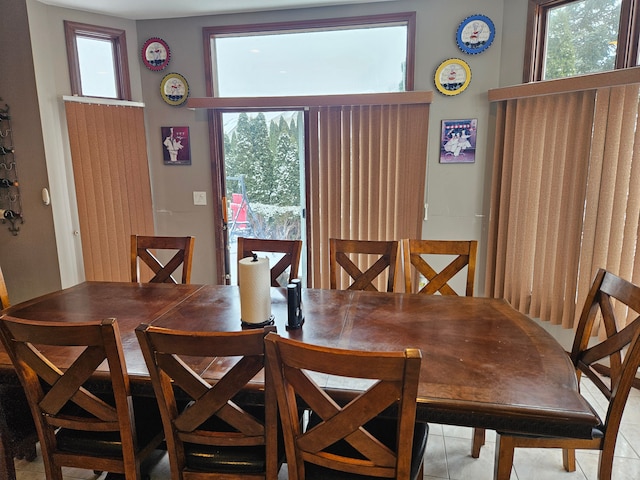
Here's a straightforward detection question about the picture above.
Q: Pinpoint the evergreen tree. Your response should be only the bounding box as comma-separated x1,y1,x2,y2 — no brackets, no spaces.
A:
246,113,273,204
273,130,300,206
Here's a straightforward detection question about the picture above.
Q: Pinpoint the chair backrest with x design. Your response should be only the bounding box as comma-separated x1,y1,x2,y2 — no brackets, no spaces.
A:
265,332,425,480
570,268,640,448
402,239,477,295
329,238,399,292
135,324,279,480
494,268,640,480
237,237,302,287
0,316,162,480
131,235,195,284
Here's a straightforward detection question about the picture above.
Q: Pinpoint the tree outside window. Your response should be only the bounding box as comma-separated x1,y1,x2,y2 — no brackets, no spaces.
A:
526,0,637,82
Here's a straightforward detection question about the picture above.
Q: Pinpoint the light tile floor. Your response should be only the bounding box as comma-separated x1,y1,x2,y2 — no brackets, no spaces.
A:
13,377,640,480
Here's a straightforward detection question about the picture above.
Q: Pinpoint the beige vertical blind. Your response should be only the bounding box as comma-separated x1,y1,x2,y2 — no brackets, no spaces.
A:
486,68,640,329
65,100,154,281
308,102,429,289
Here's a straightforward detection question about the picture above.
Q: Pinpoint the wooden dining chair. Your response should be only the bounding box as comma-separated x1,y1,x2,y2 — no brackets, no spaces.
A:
402,239,478,295
131,234,195,284
0,316,164,480
402,240,484,456
0,266,39,480
135,324,282,480
494,268,640,480
329,238,399,292
264,332,428,480
0,265,9,309
237,237,302,286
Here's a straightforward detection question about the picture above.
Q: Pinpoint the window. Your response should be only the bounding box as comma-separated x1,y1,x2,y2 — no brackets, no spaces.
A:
205,13,415,97
525,0,639,81
64,21,131,100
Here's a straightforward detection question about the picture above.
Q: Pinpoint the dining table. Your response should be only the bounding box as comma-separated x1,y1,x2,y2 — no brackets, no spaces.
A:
0,281,601,479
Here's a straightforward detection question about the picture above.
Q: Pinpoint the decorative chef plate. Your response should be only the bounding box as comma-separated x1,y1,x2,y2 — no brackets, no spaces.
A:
434,58,471,96
456,14,495,55
160,72,189,106
142,37,170,71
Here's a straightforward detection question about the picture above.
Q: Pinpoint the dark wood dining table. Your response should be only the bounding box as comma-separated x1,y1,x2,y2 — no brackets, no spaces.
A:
0,281,601,478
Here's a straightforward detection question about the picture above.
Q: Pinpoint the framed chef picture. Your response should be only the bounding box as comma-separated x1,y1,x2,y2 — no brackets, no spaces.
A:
162,126,191,165
440,119,477,164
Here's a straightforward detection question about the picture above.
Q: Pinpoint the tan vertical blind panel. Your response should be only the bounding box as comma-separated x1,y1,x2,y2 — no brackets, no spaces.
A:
65,101,154,281
486,91,595,327
308,103,429,289
487,78,640,329
578,84,640,327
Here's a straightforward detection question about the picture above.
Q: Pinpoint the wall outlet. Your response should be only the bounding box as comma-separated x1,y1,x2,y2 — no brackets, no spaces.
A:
193,191,207,205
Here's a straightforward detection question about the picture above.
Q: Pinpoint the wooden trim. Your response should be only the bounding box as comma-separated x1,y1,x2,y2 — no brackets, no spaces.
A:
489,66,640,102
188,91,433,110
618,0,640,69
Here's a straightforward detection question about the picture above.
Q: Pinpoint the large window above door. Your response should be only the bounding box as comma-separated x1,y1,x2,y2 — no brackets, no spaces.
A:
204,13,416,97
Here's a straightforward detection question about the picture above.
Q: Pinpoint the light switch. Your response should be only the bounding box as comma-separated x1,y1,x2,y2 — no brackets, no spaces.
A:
193,191,207,205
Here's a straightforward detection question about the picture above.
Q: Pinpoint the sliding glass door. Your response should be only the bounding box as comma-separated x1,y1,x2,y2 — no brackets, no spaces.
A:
222,110,306,284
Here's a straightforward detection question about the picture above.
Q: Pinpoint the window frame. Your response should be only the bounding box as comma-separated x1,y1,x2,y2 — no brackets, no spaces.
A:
524,0,640,82
63,21,131,100
202,12,416,97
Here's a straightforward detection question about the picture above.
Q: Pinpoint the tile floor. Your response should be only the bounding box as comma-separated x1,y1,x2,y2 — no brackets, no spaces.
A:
12,323,640,479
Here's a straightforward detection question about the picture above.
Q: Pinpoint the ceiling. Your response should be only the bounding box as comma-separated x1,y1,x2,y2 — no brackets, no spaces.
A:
36,0,397,20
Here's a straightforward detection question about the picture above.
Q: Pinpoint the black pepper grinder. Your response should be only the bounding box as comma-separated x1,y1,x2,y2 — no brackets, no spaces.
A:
287,280,304,329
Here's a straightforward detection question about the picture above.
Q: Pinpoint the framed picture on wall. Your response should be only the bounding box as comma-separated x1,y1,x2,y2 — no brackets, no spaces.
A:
440,119,477,164
162,126,191,165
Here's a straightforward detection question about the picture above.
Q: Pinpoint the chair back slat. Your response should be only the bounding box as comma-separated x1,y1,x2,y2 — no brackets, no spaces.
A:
237,237,302,287
131,235,195,284
403,239,477,295
136,324,279,479
571,269,640,421
265,332,423,480
330,238,399,292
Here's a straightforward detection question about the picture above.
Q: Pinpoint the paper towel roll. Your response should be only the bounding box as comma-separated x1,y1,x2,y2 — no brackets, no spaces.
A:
238,255,271,324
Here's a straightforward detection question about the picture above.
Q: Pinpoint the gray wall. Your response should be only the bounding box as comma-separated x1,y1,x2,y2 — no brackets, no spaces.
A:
6,0,529,301
0,0,60,303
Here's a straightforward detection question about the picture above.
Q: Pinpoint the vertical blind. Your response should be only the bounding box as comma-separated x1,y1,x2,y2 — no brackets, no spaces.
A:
486,71,640,329
308,103,429,289
65,100,154,281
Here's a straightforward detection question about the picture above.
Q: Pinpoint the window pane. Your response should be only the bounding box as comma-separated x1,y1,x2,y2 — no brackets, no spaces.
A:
543,0,622,80
213,25,407,96
76,36,118,98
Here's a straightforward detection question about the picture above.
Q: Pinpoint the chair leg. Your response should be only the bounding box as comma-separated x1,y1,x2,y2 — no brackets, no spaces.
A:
494,434,515,480
562,448,576,472
598,445,615,480
0,433,16,480
471,428,486,458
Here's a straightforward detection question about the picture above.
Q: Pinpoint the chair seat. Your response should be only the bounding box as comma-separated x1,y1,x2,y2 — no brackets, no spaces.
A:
56,397,163,458
184,443,266,474
304,413,428,480
181,403,286,473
